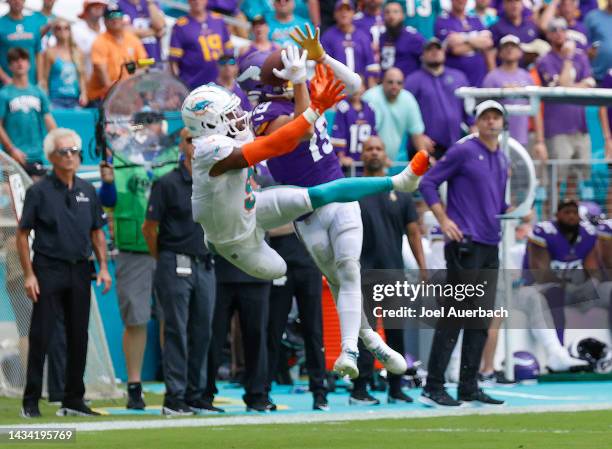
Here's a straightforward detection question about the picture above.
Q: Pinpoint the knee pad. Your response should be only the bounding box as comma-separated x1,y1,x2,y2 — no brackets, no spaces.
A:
336,258,361,289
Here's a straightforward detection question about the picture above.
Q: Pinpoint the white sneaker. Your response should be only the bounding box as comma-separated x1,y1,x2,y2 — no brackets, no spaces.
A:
333,349,359,379
364,335,407,375
547,350,589,372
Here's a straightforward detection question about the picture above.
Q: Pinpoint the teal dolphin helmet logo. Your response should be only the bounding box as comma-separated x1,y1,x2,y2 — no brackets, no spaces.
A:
187,99,212,116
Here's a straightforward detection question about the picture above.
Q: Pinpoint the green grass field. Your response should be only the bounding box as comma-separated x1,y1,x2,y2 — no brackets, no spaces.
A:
0,404,611,449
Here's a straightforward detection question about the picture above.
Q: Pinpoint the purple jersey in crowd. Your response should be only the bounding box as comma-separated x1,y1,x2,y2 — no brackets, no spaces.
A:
435,12,488,87
251,100,344,187
523,220,597,283
482,67,534,146
207,0,240,15
567,20,590,51
321,26,379,80
331,99,377,161
419,136,509,245
404,67,471,149
490,15,539,46
353,10,385,47
169,14,232,89
119,0,162,61
379,26,425,77
536,49,592,138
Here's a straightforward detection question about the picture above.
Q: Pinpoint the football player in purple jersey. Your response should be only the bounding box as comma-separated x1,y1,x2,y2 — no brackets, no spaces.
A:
239,25,417,381
519,198,598,371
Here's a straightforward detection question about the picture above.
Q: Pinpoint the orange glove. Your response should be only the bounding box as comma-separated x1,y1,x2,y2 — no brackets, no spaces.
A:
309,64,346,115
409,150,430,176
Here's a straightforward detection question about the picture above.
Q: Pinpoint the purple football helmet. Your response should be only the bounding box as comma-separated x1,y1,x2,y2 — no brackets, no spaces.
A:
237,50,292,103
513,351,540,381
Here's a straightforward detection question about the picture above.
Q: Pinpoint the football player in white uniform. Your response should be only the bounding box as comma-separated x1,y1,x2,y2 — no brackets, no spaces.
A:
185,47,429,378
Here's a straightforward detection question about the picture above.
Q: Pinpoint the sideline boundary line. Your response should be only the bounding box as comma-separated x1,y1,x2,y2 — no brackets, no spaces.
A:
1,403,611,432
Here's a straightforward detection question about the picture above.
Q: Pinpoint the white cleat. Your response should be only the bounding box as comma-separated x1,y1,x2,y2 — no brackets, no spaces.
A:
333,349,359,379
365,337,408,375
547,350,589,372
391,150,429,193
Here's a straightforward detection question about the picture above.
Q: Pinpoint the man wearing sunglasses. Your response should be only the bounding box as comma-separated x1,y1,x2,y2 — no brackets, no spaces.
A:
17,128,112,418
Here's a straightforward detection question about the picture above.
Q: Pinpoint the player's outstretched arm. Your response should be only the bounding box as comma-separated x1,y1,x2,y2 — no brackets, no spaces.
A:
290,24,362,94
209,66,345,177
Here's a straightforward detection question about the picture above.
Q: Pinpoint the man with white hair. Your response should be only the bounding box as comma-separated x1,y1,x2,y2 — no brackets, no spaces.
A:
17,128,112,418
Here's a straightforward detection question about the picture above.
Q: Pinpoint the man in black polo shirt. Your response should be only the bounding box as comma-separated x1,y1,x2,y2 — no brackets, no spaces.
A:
17,128,111,418
142,129,216,416
351,136,427,406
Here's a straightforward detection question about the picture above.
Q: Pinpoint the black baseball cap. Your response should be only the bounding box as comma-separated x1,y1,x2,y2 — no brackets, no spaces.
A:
557,197,579,211
250,15,267,25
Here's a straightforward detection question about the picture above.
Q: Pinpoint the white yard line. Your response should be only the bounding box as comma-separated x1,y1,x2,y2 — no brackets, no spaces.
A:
0,403,611,432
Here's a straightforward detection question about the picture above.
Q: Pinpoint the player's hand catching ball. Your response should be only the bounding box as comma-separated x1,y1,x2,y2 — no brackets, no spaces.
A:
290,24,326,61
272,45,308,84
309,64,346,114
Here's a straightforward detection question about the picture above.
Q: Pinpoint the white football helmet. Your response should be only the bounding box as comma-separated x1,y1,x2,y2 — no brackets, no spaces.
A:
181,83,253,142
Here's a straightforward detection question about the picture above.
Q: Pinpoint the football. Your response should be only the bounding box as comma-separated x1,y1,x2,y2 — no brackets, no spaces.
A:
260,48,292,87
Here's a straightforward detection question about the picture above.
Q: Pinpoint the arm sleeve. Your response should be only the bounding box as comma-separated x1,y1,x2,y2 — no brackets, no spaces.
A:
418,145,464,206
18,186,38,230
39,90,50,115
146,179,165,221
90,39,106,66
169,25,184,61
98,181,117,208
0,92,7,121
527,223,548,248
404,92,425,135
90,188,107,230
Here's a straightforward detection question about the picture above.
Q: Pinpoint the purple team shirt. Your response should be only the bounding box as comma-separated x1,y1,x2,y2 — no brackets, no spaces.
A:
119,0,161,61
321,26,378,80
536,49,591,138
379,27,425,78
435,12,489,87
419,136,509,245
353,10,385,47
331,99,377,162
523,220,597,280
404,67,471,149
567,20,590,51
490,16,539,46
169,14,232,89
482,67,534,145
251,100,344,187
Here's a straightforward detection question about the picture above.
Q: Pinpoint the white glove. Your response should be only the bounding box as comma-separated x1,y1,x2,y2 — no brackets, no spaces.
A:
272,45,308,85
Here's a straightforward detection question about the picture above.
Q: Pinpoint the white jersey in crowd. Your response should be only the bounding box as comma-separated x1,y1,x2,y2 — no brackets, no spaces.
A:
191,134,255,246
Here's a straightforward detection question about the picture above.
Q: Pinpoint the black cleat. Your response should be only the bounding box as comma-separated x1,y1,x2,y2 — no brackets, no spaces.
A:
21,403,41,418
57,401,100,417
313,393,330,411
162,399,194,416
127,382,146,410
458,389,505,406
186,399,225,414
349,391,380,406
419,389,463,408
478,371,515,386
388,390,414,404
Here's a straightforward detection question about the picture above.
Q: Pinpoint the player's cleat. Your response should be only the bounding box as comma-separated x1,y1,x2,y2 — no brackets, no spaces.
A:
547,350,590,372
388,390,414,404
244,396,276,412
478,370,516,387
333,348,359,379
349,391,380,406
162,399,194,416
313,393,330,411
364,333,408,375
57,401,101,417
419,389,463,408
186,399,225,414
21,403,41,418
391,150,430,192
458,389,505,406
126,382,146,410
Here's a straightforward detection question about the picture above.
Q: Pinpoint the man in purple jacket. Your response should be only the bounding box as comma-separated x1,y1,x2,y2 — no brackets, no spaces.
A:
418,100,508,408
